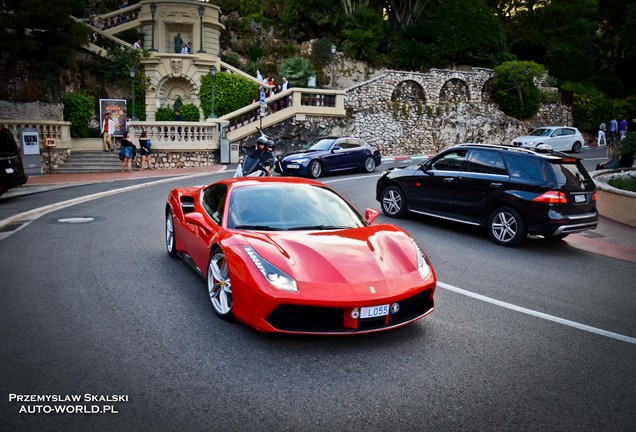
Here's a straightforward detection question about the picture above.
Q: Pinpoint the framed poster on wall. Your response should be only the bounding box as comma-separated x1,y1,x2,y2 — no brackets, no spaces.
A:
20,129,40,155
99,99,128,137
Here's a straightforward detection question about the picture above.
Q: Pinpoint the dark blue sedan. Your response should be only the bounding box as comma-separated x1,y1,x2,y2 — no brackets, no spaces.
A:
278,137,382,178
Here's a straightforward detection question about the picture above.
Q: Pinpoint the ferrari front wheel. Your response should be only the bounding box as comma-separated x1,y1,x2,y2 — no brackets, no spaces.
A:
207,249,233,319
166,208,178,258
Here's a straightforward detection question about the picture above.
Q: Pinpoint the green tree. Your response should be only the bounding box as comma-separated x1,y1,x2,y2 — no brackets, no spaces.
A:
63,92,95,138
342,7,384,63
280,57,316,88
431,0,506,67
492,60,545,119
200,72,259,118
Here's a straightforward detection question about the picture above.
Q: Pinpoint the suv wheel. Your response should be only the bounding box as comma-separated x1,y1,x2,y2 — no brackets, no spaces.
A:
571,141,582,153
381,186,407,218
487,207,527,246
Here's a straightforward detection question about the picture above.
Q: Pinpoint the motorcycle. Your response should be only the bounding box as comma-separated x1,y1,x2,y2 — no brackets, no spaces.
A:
234,128,276,177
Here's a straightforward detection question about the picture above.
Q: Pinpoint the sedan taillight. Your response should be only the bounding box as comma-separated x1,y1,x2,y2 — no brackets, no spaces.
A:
533,191,567,204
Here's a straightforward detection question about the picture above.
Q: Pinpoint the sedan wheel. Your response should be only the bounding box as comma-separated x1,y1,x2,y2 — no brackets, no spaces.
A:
166,208,178,258
381,186,407,218
363,156,376,173
207,249,233,319
308,160,322,178
571,141,582,153
487,207,527,246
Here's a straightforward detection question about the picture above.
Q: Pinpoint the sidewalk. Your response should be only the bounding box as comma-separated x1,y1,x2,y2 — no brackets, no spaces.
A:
5,163,636,263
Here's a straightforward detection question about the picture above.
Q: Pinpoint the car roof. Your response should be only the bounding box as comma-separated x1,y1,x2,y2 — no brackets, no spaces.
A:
452,143,579,160
221,176,326,189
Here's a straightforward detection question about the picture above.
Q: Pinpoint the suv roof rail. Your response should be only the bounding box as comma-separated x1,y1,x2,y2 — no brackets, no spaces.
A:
454,142,569,158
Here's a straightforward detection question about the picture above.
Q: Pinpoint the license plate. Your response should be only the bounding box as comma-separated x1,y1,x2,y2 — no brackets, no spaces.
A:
574,194,586,203
286,164,300,169
5,168,14,174
360,304,389,319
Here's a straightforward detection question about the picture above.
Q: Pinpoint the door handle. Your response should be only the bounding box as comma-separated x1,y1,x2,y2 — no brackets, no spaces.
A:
490,182,503,187
443,178,455,182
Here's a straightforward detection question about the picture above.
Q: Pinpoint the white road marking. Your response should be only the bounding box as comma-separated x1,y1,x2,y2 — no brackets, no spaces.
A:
438,281,636,345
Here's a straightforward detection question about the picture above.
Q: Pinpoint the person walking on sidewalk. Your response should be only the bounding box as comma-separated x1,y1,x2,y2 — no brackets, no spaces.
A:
138,131,154,170
609,118,618,143
120,133,134,172
598,121,607,146
101,112,115,151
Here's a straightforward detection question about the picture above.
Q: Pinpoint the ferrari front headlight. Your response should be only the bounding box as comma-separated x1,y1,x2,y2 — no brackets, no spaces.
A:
244,246,298,292
410,239,431,280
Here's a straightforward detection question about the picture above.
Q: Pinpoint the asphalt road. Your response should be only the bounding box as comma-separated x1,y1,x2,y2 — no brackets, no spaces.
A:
0,148,634,431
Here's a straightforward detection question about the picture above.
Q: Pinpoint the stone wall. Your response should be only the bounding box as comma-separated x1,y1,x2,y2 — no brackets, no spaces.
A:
238,68,573,157
0,101,64,121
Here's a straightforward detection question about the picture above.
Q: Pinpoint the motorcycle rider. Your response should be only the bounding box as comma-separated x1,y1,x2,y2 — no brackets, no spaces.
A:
261,140,276,176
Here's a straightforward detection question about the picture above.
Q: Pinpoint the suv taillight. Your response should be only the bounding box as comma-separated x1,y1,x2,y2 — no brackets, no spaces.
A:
592,190,597,201
533,191,567,203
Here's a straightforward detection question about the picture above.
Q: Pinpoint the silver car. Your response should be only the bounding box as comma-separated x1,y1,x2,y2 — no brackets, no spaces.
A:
511,126,585,153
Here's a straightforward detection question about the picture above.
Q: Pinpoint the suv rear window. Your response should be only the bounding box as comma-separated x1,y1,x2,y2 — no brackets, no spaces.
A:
0,128,20,156
549,160,592,186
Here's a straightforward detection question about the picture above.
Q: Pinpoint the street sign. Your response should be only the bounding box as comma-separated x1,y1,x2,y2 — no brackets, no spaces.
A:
260,92,266,104
259,104,266,117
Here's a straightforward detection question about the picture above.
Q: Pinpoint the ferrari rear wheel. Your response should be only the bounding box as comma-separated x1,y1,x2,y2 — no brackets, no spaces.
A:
308,160,322,178
166,208,178,258
207,249,233,319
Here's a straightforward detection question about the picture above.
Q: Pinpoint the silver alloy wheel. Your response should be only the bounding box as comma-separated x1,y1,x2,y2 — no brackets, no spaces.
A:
572,141,582,153
382,187,404,216
309,160,321,178
490,210,518,243
364,157,376,173
207,250,233,317
166,209,177,257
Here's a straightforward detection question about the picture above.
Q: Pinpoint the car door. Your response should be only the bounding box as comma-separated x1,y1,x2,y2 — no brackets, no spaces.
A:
549,128,569,151
455,149,510,222
321,138,348,172
405,149,469,216
343,138,366,170
187,184,226,272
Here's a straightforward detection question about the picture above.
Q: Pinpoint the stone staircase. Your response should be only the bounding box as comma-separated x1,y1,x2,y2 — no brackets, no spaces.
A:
52,151,123,173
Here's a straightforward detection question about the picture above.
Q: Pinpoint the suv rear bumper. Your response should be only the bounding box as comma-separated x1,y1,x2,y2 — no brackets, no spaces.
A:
552,221,599,235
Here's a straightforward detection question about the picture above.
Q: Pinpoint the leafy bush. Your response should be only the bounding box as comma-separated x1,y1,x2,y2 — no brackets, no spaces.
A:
200,71,259,118
560,81,610,131
154,107,175,121
311,39,336,68
280,57,316,88
179,103,201,121
63,92,95,138
608,175,636,192
492,61,544,120
342,8,383,63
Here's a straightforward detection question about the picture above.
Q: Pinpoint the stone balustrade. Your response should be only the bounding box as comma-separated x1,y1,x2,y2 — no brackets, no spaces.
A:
0,119,71,148
127,121,219,151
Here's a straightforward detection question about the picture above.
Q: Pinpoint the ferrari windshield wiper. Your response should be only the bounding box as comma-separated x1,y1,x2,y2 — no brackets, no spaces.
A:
287,225,350,231
234,225,282,231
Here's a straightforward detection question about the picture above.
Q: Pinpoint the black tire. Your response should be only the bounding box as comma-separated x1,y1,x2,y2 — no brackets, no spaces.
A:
308,160,322,178
165,208,178,258
207,249,234,319
363,156,376,173
487,206,527,246
571,141,582,153
380,185,407,218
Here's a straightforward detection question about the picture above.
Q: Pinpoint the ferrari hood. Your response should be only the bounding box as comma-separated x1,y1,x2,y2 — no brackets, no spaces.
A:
242,225,420,285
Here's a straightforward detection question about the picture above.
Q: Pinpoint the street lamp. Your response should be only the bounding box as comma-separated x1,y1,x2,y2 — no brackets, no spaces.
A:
149,2,157,52
129,67,138,121
197,5,206,53
208,65,217,119
331,43,337,89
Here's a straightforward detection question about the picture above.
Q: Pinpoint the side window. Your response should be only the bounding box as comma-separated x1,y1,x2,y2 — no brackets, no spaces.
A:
431,150,468,171
202,184,227,225
466,150,506,174
562,128,575,136
347,139,362,149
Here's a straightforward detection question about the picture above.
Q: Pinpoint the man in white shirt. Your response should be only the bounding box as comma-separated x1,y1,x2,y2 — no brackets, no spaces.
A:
100,112,115,151
282,77,289,91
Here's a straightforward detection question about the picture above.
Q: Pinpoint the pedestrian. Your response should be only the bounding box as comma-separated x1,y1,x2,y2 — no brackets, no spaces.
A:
100,112,115,152
133,39,141,49
619,118,628,139
256,69,263,82
139,131,154,170
120,132,134,172
175,110,182,121
281,77,289,91
609,117,618,143
597,121,607,146
595,141,619,170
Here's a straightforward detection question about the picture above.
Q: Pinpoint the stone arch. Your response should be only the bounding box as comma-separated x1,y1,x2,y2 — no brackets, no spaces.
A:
156,75,198,114
439,78,470,102
391,80,426,105
481,77,495,103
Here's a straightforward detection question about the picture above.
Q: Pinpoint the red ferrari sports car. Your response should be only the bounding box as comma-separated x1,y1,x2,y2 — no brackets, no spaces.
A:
165,177,436,334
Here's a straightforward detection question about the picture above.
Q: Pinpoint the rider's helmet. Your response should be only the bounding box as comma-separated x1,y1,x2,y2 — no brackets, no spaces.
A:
257,136,268,146
266,140,275,150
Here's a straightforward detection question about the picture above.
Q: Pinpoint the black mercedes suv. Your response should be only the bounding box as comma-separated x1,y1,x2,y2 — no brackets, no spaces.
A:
0,127,28,197
376,143,598,246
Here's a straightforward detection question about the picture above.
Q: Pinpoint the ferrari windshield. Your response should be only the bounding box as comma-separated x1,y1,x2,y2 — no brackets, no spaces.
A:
227,183,366,230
